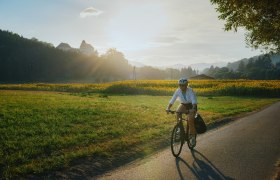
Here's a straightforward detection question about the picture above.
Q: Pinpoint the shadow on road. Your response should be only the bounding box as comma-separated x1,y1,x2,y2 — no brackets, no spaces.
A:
175,149,234,180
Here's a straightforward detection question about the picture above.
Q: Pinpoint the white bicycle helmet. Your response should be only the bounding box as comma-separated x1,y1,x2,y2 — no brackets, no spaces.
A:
178,78,188,85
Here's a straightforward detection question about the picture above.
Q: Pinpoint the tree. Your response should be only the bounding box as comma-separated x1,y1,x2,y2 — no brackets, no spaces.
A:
180,66,197,78
237,60,245,72
100,48,131,80
276,62,280,69
254,54,272,69
210,0,280,52
246,59,254,70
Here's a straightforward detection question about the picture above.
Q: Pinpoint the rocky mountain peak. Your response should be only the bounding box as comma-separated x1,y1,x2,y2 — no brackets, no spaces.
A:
56,40,98,56
80,40,93,49
57,43,72,50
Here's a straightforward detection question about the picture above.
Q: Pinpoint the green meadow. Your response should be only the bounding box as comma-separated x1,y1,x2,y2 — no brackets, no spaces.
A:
0,90,279,178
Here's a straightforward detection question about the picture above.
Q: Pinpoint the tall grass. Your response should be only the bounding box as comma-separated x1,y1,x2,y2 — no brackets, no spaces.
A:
0,80,280,97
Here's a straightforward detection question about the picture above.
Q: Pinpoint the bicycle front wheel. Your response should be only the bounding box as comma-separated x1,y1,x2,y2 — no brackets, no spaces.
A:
186,123,196,150
171,124,184,157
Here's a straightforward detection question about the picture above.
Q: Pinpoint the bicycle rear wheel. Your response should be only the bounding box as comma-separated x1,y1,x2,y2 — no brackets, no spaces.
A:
171,124,184,157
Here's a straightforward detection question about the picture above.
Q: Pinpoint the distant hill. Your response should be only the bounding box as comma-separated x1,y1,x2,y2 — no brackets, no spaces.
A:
0,30,201,82
0,30,131,82
189,62,228,71
227,54,280,71
154,62,227,72
203,53,280,79
270,54,280,64
3,29,278,82
189,74,215,80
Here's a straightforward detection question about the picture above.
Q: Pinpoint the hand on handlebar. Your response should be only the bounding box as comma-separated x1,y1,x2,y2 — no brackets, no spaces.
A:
166,109,170,114
166,109,175,114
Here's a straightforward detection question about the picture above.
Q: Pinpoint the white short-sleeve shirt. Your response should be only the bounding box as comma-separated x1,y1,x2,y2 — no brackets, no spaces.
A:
169,87,197,105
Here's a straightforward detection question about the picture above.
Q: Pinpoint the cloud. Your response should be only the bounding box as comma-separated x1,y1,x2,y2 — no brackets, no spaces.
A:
80,7,102,18
154,36,181,44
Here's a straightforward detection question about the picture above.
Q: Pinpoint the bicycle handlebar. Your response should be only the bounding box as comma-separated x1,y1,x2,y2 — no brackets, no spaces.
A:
166,110,195,115
166,109,176,114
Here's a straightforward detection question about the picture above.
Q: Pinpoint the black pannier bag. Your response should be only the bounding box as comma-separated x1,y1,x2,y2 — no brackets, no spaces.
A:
194,113,207,134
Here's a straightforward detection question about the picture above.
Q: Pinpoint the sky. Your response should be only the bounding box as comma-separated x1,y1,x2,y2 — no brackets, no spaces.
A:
0,0,262,66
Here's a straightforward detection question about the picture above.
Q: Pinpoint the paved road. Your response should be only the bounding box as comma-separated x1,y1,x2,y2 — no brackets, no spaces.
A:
97,102,280,180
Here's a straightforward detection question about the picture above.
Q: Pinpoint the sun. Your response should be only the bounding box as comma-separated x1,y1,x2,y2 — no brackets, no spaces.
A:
106,3,167,51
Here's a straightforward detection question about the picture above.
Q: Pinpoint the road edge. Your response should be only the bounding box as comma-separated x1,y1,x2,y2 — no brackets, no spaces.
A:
95,101,280,179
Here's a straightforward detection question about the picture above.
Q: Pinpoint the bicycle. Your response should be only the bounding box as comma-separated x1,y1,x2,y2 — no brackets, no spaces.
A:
167,110,197,157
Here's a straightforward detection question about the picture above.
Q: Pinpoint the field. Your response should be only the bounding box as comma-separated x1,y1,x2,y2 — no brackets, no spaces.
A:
1,80,280,178
0,79,280,96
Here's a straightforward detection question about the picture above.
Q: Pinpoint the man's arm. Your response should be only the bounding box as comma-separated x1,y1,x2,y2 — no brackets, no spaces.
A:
190,88,198,112
166,103,173,111
166,90,178,112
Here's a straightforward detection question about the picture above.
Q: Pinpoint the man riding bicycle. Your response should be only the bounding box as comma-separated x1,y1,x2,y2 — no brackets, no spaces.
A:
166,78,198,146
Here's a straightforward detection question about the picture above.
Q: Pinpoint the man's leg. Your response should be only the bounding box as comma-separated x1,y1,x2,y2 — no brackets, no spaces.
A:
176,104,187,120
188,109,197,135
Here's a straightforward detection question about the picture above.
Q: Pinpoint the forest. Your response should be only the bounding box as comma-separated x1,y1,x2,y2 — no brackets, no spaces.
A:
203,54,280,79
1,29,279,83
0,30,197,83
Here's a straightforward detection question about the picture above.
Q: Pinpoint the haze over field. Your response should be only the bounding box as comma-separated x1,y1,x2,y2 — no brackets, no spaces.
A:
0,0,262,66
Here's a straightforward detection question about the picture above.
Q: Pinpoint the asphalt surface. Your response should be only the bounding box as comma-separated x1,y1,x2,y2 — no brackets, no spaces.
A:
97,101,280,180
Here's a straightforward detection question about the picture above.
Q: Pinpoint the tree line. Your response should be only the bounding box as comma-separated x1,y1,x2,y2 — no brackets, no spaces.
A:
203,54,280,79
3,29,278,82
0,30,197,83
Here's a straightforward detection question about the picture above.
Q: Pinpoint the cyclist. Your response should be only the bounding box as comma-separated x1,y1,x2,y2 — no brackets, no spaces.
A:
166,78,198,146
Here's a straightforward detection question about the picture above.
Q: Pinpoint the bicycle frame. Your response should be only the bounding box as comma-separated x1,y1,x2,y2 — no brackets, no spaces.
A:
170,110,189,131
168,109,195,157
